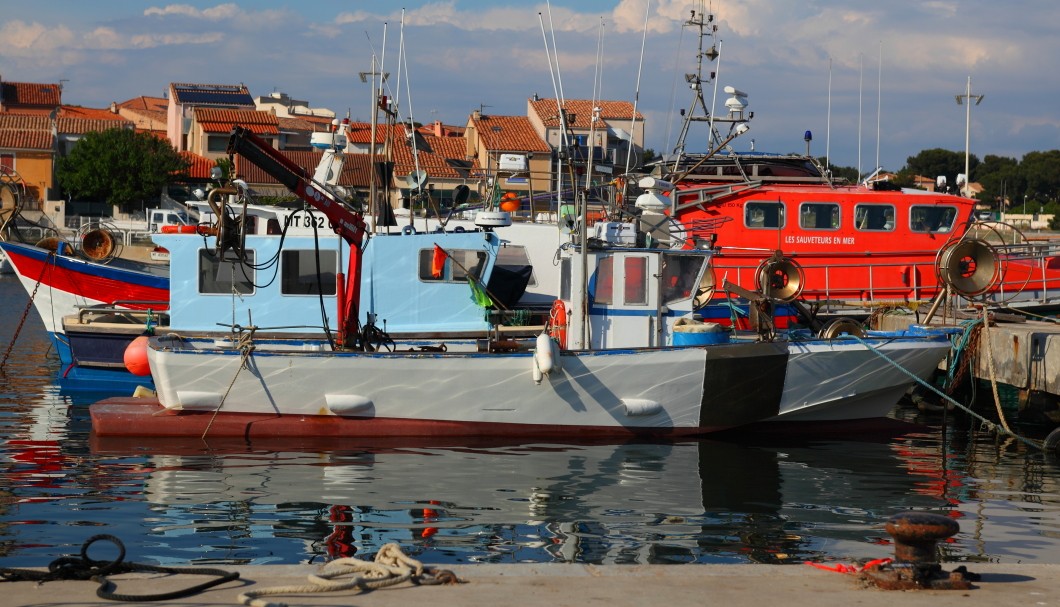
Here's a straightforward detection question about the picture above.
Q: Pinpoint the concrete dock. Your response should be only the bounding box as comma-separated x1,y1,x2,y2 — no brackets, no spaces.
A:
3,563,1059,606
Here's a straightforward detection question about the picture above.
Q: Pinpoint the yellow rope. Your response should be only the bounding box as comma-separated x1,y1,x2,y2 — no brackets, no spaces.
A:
979,310,1015,435
237,543,457,607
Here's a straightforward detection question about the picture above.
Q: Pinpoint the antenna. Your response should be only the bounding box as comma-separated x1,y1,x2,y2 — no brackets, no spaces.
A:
825,57,831,171
857,53,863,181
875,41,882,172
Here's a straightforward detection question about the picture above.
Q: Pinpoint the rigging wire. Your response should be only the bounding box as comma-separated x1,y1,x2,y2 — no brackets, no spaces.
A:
626,0,650,176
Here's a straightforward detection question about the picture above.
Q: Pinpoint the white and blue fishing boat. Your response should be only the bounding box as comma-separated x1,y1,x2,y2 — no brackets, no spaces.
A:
89,126,955,439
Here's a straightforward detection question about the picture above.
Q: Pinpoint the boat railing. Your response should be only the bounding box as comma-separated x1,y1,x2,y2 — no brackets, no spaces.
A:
74,304,170,326
714,248,1060,312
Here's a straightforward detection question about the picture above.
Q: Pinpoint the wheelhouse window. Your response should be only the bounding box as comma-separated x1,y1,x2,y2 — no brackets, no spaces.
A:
799,202,840,230
910,205,959,233
199,249,255,294
623,256,648,305
661,254,706,305
854,204,895,231
592,256,614,305
745,201,785,229
281,250,337,295
418,248,487,282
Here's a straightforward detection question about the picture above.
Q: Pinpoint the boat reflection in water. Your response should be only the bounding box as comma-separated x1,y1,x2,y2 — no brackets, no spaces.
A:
90,435,948,565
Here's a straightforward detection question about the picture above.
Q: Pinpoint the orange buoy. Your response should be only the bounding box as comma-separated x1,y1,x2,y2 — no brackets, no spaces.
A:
123,335,151,376
500,199,520,212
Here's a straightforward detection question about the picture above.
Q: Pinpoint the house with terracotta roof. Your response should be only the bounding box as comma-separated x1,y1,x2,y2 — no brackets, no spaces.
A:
0,78,62,115
167,83,255,152
388,123,480,210
526,96,645,172
464,110,551,206
118,96,169,137
0,114,54,206
189,108,279,160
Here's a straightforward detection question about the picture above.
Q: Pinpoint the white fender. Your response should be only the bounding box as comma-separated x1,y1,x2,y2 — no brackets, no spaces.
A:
533,332,555,384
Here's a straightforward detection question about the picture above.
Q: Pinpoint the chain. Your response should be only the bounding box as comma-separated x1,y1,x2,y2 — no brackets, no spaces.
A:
0,254,51,371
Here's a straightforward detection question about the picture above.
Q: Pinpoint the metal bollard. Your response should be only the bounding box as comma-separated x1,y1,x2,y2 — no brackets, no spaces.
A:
885,511,959,563
859,511,978,590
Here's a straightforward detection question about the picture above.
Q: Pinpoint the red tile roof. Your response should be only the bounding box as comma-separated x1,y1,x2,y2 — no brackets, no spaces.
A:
59,105,128,121
528,98,642,129
57,117,132,135
345,121,386,145
180,151,216,180
0,114,50,130
119,96,169,113
470,114,550,153
392,125,476,179
0,114,52,150
1,81,62,108
233,149,383,190
277,115,322,132
0,128,52,151
195,108,279,135
340,153,379,188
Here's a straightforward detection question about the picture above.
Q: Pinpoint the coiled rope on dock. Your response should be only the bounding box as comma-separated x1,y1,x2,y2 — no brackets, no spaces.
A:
851,333,1044,451
237,543,461,607
0,534,239,601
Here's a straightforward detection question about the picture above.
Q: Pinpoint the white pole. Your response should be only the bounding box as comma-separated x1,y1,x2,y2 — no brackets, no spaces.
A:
964,76,971,197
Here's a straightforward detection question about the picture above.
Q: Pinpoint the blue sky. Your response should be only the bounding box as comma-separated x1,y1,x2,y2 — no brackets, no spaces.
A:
2,1,1058,173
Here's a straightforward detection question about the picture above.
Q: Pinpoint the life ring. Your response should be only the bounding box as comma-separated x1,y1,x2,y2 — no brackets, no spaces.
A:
549,299,568,349
160,224,200,234
401,225,417,235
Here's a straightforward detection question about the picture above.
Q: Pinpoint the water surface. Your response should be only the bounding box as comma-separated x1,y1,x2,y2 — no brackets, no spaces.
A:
1,275,1058,566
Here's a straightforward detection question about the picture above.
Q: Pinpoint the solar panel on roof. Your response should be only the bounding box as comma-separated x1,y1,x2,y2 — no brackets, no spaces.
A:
176,90,254,105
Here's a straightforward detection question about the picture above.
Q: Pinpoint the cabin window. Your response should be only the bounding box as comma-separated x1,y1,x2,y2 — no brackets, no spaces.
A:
910,205,959,233
799,202,840,230
592,256,614,305
661,254,705,305
418,248,487,283
624,256,648,305
280,250,337,295
199,249,255,295
854,204,895,231
745,201,785,229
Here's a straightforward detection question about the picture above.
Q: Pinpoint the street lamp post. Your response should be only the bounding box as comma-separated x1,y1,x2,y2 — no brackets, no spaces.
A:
955,76,984,197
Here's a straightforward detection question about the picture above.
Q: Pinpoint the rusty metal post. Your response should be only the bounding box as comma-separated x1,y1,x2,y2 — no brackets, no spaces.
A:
885,512,959,563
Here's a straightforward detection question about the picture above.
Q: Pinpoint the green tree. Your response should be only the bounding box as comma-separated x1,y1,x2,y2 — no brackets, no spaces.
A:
56,127,189,210
1019,150,1060,206
820,161,859,183
973,154,1021,209
904,148,976,192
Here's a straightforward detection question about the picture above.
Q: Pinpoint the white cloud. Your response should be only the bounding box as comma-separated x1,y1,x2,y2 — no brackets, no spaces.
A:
143,3,241,20
0,20,76,56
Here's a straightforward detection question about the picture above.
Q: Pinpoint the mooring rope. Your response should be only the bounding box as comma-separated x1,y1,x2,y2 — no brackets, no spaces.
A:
237,543,461,607
200,329,256,441
978,312,1016,435
0,534,239,601
851,334,1043,450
